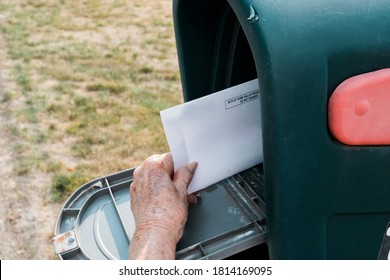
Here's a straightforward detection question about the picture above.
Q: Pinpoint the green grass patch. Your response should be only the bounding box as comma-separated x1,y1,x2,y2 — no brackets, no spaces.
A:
86,80,126,94
51,172,90,202
14,64,33,93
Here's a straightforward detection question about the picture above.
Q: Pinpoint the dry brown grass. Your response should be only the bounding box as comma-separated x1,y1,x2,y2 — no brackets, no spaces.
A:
0,0,182,200
0,0,182,259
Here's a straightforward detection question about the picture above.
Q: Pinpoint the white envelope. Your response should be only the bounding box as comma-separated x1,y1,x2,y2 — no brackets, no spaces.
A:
160,79,263,194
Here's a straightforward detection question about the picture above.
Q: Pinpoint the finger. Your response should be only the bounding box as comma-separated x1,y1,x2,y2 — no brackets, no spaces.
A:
159,153,174,174
173,162,198,193
142,154,173,181
187,194,198,204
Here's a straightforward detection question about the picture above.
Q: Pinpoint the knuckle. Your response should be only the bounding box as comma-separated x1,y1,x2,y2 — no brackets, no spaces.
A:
132,166,142,180
144,154,165,170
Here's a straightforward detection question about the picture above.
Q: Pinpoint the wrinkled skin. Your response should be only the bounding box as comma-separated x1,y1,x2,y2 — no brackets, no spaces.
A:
128,153,197,259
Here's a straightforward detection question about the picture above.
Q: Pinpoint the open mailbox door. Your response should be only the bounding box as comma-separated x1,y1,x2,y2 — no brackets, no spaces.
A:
53,166,267,260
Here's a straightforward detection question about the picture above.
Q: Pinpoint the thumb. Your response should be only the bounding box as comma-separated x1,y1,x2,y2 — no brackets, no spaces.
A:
173,162,198,193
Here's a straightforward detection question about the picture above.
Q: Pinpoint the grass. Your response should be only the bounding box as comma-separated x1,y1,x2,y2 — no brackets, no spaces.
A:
0,0,183,200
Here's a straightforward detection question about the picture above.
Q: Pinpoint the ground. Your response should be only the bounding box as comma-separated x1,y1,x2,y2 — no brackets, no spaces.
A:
0,29,60,259
0,81,59,259
0,0,181,259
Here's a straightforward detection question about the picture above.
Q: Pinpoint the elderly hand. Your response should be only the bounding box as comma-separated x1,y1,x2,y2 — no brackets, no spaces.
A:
128,153,197,259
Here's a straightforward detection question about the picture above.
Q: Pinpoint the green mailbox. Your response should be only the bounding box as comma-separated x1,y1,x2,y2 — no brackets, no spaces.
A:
173,0,390,259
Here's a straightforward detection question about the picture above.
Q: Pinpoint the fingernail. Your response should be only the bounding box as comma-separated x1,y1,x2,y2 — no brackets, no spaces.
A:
187,162,198,174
